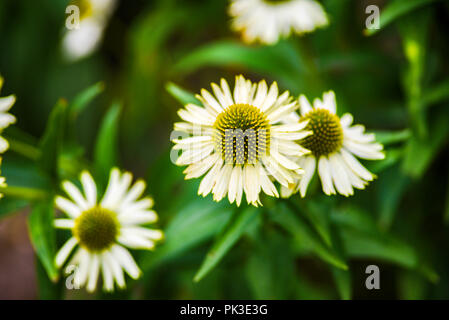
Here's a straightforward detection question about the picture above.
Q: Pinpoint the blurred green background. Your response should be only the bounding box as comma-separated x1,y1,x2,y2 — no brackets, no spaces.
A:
0,0,449,299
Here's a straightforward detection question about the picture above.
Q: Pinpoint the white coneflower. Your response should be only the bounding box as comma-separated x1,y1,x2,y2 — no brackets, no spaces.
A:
62,0,117,61
172,75,311,207
229,0,328,44
54,168,163,292
0,77,16,153
281,91,385,198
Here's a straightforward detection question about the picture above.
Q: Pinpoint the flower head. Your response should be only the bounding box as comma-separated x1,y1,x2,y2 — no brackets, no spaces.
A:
62,0,117,61
281,91,385,197
229,0,328,44
54,168,163,292
172,75,311,206
0,77,16,153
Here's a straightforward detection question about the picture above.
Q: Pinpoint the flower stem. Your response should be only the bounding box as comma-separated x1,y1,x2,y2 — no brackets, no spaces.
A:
8,138,41,160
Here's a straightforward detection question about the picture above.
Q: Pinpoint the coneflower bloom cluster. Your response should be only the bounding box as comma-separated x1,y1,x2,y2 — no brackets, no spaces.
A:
172,77,384,205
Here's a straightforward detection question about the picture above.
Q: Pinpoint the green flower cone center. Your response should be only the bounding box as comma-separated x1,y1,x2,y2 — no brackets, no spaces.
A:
213,104,270,165
74,206,119,252
300,109,343,157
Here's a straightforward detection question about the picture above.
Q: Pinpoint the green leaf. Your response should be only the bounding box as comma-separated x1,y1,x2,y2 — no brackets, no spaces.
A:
139,199,232,271
366,148,404,174
341,228,417,269
303,200,332,247
194,207,258,282
38,99,67,179
69,82,104,116
36,258,62,299
28,200,59,282
365,0,437,36
373,129,411,146
402,114,449,178
377,165,410,230
94,102,122,181
166,82,200,105
172,40,304,90
399,10,430,138
331,267,352,300
245,232,297,299
271,202,348,270
421,78,449,108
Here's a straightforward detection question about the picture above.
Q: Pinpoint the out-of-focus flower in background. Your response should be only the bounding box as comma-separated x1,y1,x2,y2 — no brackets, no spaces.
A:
0,77,16,153
229,0,328,44
54,168,163,292
282,91,385,198
172,75,311,206
62,0,117,61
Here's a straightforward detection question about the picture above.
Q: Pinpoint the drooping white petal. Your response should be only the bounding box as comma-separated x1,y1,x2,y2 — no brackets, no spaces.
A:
328,154,353,196
55,237,78,267
110,245,141,279
299,156,316,197
86,254,100,292
317,156,336,195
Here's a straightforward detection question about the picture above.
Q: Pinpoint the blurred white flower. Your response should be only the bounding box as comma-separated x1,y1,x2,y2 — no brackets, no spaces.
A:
54,168,163,292
0,77,16,153
229,0,328,44
281,91,385,198
62,0,117,61
172,75,311,206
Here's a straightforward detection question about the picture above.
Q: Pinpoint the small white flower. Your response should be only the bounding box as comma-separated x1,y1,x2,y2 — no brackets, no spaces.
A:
229,0,328,44
172,75,311,207
281,91,385,197
62,0,117,61
54,168,163,292
0,77,16,153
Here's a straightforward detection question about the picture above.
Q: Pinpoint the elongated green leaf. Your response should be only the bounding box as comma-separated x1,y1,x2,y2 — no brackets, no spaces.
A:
139,199,232,271
421,78,449,108
402,114,449,178
245,232,297,299
166,82,200,105
38,99,67,179
331,267,351,300
377,165,410,230
271,202,348,270
373,129,411,146
94,102,122,181
194,207,258,282
172,40,304,90
400,10,430,138
366,148,403,174
69,82,104,115
36,258,62,299
303,200,332,247
28,200,59,282
341,228,417,269
365,0,437,36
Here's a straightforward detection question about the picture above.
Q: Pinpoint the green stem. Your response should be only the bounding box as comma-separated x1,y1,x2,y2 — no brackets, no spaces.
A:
8,138,41,160
1,185,48,200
